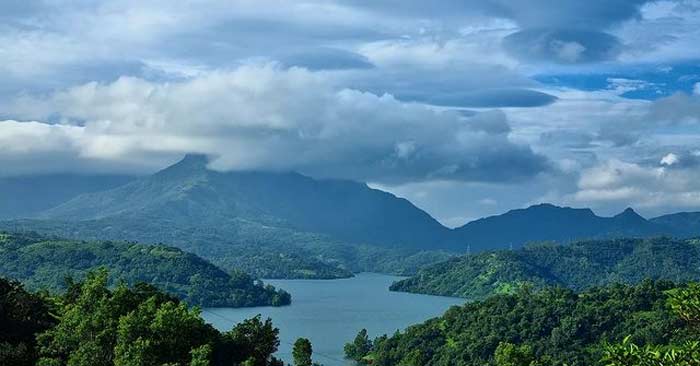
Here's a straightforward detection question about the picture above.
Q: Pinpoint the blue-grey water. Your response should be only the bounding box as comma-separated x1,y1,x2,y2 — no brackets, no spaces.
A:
202,272,464,366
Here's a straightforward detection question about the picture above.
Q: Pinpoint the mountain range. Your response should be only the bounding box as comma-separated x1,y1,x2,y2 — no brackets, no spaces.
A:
1,154,698,277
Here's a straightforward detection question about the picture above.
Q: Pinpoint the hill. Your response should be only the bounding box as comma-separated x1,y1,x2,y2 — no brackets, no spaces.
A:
0,231,290,307
2,154,454,278
348,280,700,366
651,211,700,237
450,204,677,251
41,154,451,249
390,237,700,300
0,174,133,219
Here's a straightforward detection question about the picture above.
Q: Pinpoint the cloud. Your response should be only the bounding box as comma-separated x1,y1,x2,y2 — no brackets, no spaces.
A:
2,64,549,183
660,152,679,166
503,28,622,63
648,92,700,125
564,157,700,214
279,48,374,70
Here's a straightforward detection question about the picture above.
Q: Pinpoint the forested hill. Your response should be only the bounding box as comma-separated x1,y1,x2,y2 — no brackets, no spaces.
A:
0,231,290,307
41,153,452,250
347,280,700,366
391,237,700,300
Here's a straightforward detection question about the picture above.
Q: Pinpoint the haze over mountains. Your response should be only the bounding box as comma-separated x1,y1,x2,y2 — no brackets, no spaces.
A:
1,154,699,258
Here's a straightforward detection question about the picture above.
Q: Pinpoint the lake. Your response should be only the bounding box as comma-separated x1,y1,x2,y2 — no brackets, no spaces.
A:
202,272,464,366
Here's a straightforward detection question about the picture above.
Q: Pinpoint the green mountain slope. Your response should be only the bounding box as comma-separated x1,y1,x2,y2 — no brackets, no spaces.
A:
0,232,290,307
651,211,700,237
5,154,453,278
349,280,699,366
391,237,700,299
0,174,133,219
42,154,452,250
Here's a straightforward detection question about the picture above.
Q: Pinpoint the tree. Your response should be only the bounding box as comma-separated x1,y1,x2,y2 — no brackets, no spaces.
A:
344,329,372,362
292,338,312,366
0,278,56,366
494,342,536,366
222,315,282,366
602,282,700,366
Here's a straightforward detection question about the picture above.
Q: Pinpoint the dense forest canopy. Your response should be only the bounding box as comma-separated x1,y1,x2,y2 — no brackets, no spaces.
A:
391,237,700,300
347,280,700,366
0,231,290,307
0,271,320,366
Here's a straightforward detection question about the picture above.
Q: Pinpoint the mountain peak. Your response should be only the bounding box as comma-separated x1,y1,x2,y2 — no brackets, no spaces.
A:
154,153,211,179
178,153,210,167
614,207,646,221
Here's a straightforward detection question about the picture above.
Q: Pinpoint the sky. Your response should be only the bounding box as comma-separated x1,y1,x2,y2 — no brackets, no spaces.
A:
1,0,700,226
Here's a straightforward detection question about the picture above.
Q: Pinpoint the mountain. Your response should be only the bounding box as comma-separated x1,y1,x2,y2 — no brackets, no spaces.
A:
4,154,452,278
651,211,700,237
451,203,673,251
390,237,700,299
0,174,134,219
42,154,451,249
4,155,699,279
0,231,290,307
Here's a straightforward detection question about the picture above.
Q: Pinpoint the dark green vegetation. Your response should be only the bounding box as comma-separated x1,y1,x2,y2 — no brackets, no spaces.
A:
0,277,56,366
292,338,313,366
0,174,133,219
0,271,309,366
0,232,290,307
346,280,700,366
391,237,700,300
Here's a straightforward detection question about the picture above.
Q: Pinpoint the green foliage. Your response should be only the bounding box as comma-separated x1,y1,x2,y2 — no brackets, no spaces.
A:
292,338,313,366
0,219,454,280
344,329,372,362
0,277,56,366
601,281,700,366
667,283,700,324
36,269,217,366
602,337,700,366
351,280,699,366
391,238,700,300
2,270,288,366
493,342,536,366
220,315,283,366
0,231,290,307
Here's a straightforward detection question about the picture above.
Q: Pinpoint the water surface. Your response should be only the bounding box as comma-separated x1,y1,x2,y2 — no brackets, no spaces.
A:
203,272,464,366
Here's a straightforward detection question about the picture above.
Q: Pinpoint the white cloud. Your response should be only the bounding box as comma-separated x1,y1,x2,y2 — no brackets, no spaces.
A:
565,158,700,213
660,152,679,166
2,64,547,183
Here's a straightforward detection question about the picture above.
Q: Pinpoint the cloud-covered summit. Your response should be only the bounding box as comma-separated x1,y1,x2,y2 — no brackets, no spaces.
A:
2,0,700,222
